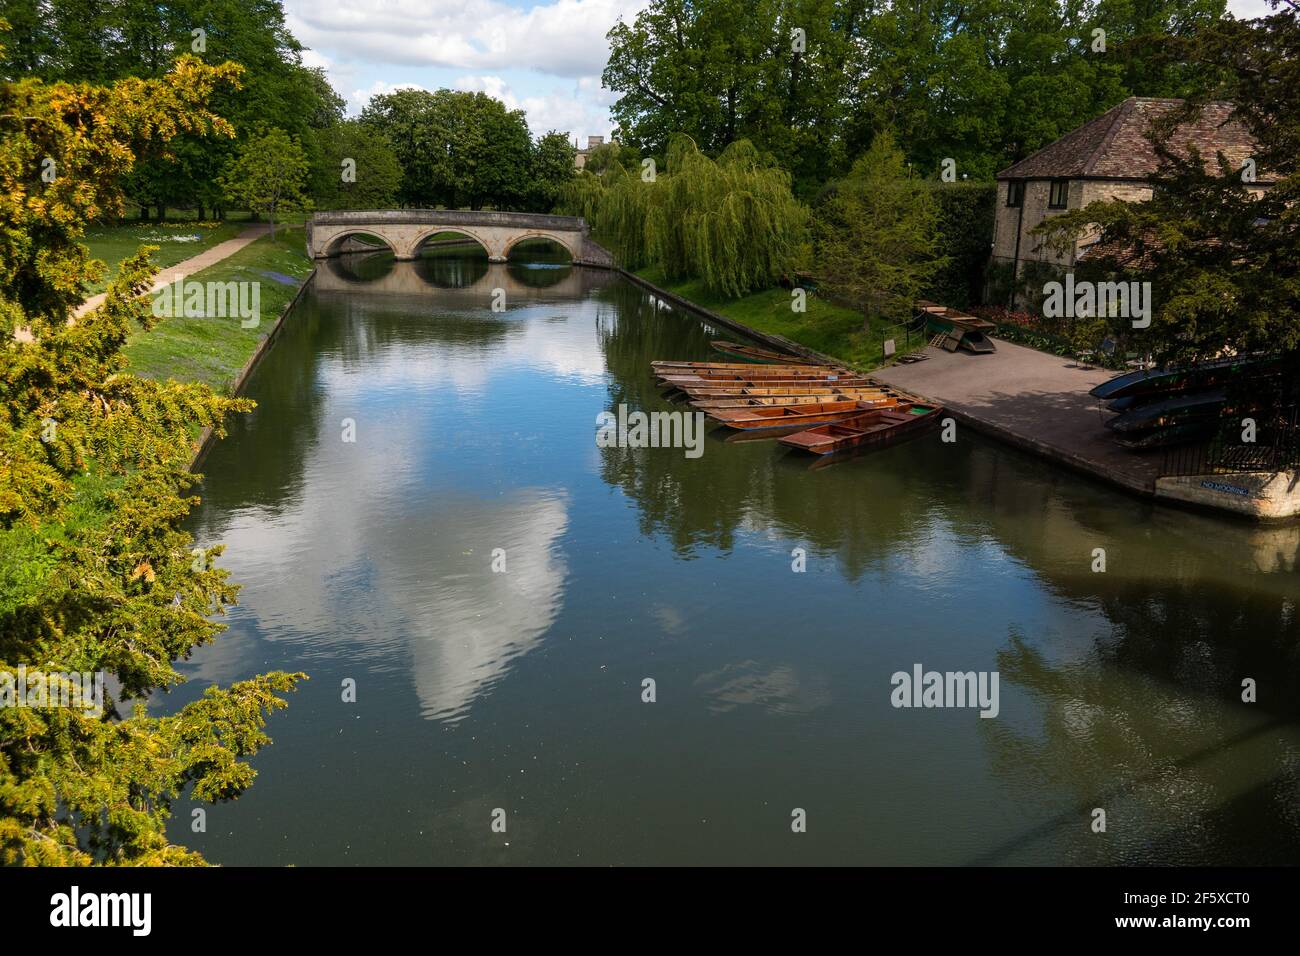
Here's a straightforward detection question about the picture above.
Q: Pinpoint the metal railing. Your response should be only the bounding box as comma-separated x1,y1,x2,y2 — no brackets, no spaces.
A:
1160,404,1300,477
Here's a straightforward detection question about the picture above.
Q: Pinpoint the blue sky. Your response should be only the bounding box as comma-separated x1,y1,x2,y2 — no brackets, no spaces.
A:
284,0,1275,146
284,0,648,146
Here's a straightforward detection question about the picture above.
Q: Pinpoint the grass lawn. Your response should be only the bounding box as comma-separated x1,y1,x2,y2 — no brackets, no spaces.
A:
81,219,250,295
125,227,314,392
2,228,315,609
634,266,907,372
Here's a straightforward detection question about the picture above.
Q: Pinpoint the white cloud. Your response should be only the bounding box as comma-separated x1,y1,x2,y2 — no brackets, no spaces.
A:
1226,0,1281,18
345,79,425,115
453,74,616,138
287,0,641,135
299,47,331,71
286,0,647,77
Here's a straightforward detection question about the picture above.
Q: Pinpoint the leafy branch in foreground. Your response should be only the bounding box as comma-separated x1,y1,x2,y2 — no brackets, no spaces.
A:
1,29,303,866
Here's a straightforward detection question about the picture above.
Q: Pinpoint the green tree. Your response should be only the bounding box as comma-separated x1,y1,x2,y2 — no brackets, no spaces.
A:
1035,5,1300,363
219,125,311,236
568,135,806,293
813,131,943,325
583,139,639,175
0,0,345,218
360,88,534,209
647,136,808,296
605,0,857,197
604,0,1228,193
528,131,576,212
925,181,998,308
0,36,302,865
311,119,403,210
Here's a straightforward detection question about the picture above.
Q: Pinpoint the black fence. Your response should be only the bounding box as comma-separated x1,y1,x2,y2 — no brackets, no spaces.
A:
1160,403,1300,477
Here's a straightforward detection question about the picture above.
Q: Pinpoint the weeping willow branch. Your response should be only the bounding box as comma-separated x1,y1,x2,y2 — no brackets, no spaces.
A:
561,136,808,297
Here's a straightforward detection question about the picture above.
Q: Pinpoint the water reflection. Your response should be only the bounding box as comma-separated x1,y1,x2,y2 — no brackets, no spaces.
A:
168,255,1300,865
415,251,490,289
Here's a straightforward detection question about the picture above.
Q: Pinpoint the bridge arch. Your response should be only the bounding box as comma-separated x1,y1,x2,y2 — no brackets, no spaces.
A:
322,230,399,258
307,210,611,267
504,232,575,262
407,226,493,260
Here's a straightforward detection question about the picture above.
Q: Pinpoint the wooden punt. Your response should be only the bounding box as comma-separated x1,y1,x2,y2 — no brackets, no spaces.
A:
652,360,844,372
917,300,997,354
660,372,870,388
778,404,943,455
711,340,822,364
705,400,882,432
658,368,858,384
676,380,878,397
688,386,893,403
695,393,898,410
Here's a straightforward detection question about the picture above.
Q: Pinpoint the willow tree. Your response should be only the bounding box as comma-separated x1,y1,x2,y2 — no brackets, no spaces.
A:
558,158,653,268
646,136,808,298
0,35,302,865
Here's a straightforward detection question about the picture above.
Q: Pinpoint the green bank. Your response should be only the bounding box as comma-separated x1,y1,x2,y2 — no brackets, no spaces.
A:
126,227,313,391
633,265,903,371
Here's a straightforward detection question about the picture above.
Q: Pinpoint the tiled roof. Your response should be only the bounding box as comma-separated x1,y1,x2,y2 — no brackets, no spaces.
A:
996,97,1259,181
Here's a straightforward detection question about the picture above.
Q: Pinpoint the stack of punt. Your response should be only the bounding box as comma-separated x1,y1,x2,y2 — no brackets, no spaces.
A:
779,404,944,455
659,370,868,390
704,400,887,433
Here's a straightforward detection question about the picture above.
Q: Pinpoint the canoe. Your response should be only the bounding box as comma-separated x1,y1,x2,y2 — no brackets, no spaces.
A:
705,400,882,432
1089,353,1281,401
693,392,894,410
778,404,943,455
1113,420,1219,450
1105,388,1227,433
710,340,822,365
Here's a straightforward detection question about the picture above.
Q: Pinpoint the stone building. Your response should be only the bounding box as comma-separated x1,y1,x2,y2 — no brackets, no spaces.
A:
575,135,607,170
990,97,1262,306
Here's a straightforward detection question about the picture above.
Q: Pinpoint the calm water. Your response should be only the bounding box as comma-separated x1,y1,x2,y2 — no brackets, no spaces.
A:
160,250,1300,865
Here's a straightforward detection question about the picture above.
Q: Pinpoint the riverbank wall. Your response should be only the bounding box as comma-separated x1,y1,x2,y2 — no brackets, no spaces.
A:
188,264,316,472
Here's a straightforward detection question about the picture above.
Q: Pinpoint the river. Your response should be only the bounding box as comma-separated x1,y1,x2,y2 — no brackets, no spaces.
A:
161,248,1300,865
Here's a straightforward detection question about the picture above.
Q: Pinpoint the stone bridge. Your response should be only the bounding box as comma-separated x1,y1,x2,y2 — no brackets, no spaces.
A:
306,210,614,267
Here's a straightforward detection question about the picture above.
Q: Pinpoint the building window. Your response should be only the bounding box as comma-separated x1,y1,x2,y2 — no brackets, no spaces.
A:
1048,179,1069,209
1006,181,1024,208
